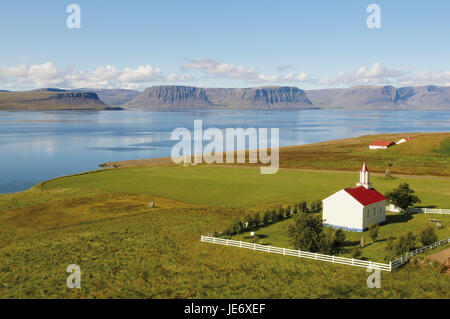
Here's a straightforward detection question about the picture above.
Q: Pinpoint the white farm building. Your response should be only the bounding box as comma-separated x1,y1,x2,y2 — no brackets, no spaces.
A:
322,163,387,232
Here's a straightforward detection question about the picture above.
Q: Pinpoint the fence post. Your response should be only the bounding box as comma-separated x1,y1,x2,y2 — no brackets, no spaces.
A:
253,243,256,250
283,248,286,255
389,261,392,271
369,261,372,269
332,255,335,263
352,258,354,265
226,238,229,246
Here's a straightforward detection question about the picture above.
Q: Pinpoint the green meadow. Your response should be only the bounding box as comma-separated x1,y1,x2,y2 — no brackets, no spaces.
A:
0,165,449,298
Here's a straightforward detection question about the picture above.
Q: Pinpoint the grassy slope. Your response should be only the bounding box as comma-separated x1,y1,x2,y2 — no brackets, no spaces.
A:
111,132,450,177
0,91,106,110
277,132,450,175
1,166,450,298
230,212,450,263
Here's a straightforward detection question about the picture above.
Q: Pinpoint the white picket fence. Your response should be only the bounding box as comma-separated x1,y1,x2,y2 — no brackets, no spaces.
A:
201,235,450,272
201,235,392,271
409,207,450,215
386,205,450,214
390,237,450,268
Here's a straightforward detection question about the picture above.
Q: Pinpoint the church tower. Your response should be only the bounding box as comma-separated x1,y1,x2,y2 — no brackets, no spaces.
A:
356,163,373,189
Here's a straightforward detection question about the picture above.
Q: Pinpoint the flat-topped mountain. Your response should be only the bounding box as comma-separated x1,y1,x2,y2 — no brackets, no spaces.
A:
127,85,314,109
126,86,214,108
75,88,140,106
307,85,450,109
204,86,313,109
0,90,109,110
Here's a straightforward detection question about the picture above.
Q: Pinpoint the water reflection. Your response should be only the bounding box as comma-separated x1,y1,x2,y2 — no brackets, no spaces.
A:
0,109,449,193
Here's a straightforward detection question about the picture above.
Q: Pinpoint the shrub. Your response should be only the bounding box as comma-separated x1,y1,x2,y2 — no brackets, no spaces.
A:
351,247,362,259
262,211,270,225
232,220,244,235
288,214,323,252
368,222,380,243
418,226,438,246
384,232,417,262
252,213,261,227
299,201,308,213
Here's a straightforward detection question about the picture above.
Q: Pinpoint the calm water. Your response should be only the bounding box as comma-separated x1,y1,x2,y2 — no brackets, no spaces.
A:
0,109,449,193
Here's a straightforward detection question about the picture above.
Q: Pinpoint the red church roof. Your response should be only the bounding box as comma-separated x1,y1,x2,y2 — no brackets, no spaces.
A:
370,140,395,147
344,186,386,206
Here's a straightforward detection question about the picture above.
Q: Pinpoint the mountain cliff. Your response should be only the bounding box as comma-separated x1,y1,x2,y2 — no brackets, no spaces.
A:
205,86,313,109
0,90,110,110
127,85,313,109
75,88,140,106
126,86,214,108
306,85,450,109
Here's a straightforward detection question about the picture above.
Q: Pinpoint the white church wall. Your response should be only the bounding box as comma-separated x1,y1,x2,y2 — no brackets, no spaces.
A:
322,190,364,232
362,200,387,230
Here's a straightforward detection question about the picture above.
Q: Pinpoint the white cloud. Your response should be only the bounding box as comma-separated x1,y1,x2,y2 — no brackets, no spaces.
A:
318,62,405,86
0,62,165,90
181,58,309,84
397,69,450,87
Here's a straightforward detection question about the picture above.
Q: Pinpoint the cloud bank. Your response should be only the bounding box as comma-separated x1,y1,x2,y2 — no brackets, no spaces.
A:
0,60,449,90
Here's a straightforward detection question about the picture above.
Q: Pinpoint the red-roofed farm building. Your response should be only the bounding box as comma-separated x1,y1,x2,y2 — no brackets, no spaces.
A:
369,140,395,150
322,163,387,232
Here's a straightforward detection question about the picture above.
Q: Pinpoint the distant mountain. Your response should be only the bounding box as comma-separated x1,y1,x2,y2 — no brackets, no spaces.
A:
75,88,140,106
127,85,314,109
126,86,214,108
306,85,450,109
205,86,313,109
0,89,111,110
2,85,450,110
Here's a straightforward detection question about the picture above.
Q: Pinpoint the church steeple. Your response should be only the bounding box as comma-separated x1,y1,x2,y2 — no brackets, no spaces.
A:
357,163,373,189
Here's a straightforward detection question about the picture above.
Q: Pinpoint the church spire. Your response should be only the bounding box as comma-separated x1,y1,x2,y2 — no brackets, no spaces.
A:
357,163,373,189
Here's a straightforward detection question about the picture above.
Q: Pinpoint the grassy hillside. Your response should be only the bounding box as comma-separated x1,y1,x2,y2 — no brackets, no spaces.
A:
1,166,449,298
110,132,450,177
276,132,450,175
0,91,107,110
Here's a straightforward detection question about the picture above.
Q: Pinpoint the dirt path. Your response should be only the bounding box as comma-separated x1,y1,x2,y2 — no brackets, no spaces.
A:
426,247,450,266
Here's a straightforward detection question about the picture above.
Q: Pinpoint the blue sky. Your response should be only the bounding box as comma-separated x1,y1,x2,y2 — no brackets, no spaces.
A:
0,0,449,90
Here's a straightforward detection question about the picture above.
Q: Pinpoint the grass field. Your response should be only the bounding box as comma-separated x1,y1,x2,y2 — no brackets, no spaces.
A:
1,164,449,298
229,211,450,263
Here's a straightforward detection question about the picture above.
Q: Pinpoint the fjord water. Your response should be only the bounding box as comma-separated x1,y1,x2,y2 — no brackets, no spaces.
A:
0,109,449,193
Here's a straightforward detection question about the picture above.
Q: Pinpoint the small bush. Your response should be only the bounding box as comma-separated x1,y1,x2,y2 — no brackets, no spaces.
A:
418,226,438,246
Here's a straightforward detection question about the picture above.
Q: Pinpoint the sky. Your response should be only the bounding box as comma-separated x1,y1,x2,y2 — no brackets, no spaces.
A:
0,0,449,90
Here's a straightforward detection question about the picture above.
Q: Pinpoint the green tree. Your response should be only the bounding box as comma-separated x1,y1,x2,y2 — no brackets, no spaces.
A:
299,201,308,213
385,183,421,213
252,213,261,227
384,232,417,261
276,206,285,220
315,200,323,211
368,222,380,243
232,220,244,235
288,214,323,252
262,211,270,225
270,210,278,222
419,226,438,246
244,214,253,229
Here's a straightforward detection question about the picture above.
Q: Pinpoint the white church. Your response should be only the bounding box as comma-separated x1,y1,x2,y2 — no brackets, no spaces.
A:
322,163,387,232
